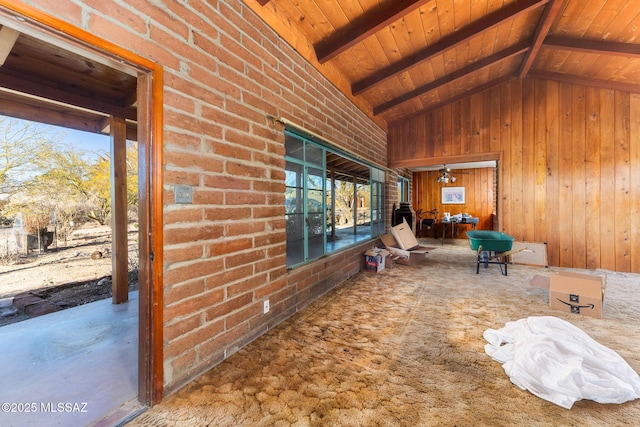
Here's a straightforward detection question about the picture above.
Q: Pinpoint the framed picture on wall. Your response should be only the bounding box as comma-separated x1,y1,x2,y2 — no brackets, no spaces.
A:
442,186,465,204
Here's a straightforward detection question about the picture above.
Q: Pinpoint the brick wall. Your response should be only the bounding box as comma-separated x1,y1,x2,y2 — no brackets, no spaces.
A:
22,0,387,393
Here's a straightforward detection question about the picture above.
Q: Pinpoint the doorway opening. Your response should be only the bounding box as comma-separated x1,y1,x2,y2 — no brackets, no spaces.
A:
0,3,163,424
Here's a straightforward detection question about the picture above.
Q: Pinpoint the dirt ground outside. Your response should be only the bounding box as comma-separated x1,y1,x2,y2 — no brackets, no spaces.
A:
0,223,139,326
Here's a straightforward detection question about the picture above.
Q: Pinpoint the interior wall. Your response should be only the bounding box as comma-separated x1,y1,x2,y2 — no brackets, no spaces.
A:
389,78,640,273
413,168,495,237
25,0,388,396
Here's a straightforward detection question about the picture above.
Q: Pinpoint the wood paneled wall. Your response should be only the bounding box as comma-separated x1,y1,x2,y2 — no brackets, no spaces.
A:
413,168,495,237
389,78,640,273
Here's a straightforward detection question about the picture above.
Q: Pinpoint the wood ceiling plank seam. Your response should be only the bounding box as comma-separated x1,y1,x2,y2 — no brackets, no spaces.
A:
435,0,456,40
617,8,640,43
587,0,629,39
453,0,472,31
288,0,333,42
518,0,565,78
552,0,601,38
314,0,432,63
595,0,639,41
404,7,429,52
352,0,549,95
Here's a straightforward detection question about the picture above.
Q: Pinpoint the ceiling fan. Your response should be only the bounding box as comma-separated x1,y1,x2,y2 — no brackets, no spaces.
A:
436,165,469,183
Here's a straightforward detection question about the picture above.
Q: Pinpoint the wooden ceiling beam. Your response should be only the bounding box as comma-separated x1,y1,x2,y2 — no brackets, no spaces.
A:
0,72,137,121
353,0,549,95
256,0,271,5
0,25,19,66
374,41,530,115
519,0,565,78
0,93,105,133
315,0,432,64
528,70,640,93
389,73,517,126
543,36,640,58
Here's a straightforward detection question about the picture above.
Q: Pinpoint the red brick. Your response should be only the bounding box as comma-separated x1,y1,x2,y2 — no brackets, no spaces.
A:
207,237,253,257
164,207,203,225
164,225,224,245
202,175,252,191
191,189,225,205
226,221,265,237
226,161,266,179
164,244,204,264
225,191,266,206
205,265,254,292
164,258,225,286
226,273,268,298
204,293,253,322
166,320,225,358
165,288,225,321
164,313,203,342
226,303,262,329
203,207,251,222
225,249,266,269
165,279,206,305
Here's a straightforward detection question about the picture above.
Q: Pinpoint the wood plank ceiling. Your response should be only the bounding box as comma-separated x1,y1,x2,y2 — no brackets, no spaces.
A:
249,0,640,128
0,15,138,139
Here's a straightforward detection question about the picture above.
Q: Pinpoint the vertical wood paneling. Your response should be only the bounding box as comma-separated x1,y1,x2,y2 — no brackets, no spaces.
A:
522,79,536,242
533,80,547,242
500,81,512,235
631,94,640,271
545,80,560,267
413,168,495,238
510,79,524,240
585,87,602,270
600,90,616,270
572,85,587,269
558,83,573,268
389,77,640,273
615,91,631,272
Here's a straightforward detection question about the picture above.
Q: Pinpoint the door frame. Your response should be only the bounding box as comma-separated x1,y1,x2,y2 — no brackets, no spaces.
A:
0,1,164,405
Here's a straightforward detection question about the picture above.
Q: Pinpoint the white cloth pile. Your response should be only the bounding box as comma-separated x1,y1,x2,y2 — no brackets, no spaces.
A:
483,316,640,409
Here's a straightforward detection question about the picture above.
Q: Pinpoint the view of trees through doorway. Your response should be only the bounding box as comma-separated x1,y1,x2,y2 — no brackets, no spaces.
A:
0,116,139,324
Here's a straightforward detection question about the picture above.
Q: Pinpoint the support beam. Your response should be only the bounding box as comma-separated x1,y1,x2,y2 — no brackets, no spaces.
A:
528,70,640,93
353,0,549,95
315,0,432,64
389,73,517,126
374,41,530,115
543,36,640,58
0,25,19,66
110,115,129,304
519,0,565,78
0,73,137,120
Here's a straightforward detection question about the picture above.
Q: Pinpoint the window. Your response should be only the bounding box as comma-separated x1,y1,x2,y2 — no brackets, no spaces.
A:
285,130,385,267
398,176,410,203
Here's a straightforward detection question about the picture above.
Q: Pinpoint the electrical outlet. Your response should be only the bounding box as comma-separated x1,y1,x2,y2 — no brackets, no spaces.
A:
263,299,270,314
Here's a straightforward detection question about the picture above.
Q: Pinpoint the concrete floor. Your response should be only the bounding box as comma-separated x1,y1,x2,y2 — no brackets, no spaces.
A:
0,292,140,426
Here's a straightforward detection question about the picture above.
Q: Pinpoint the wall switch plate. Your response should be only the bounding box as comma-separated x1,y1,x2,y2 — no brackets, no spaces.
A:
263,299,270,314
175,185,192,204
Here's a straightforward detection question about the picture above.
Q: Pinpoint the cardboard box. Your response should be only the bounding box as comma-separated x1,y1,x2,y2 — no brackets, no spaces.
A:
364,248,389,272
379,233,431,265
549,271,606,318
511,241,548,267
390,220,420,250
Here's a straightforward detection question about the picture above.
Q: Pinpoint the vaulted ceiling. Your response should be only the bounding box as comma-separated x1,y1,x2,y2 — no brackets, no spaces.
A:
247,0,640,129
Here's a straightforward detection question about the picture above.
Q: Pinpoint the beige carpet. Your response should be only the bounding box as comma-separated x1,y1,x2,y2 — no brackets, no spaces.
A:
127,239,640,426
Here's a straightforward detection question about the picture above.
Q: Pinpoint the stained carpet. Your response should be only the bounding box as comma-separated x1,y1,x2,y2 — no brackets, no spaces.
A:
127,239,640,426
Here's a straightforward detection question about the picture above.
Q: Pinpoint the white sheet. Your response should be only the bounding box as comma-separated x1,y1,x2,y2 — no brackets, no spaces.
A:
484,316,640,409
